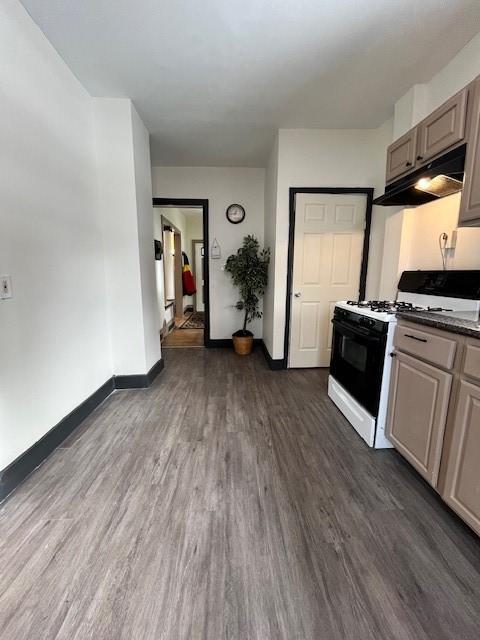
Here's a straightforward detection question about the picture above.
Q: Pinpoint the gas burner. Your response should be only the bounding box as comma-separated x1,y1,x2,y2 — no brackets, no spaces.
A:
343,300,452,314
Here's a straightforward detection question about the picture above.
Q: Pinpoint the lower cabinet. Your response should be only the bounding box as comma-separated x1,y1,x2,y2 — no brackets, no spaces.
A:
441,381,480,536
386,351,452,486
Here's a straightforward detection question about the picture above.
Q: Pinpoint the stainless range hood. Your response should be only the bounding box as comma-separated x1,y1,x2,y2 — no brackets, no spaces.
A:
373,144,466,206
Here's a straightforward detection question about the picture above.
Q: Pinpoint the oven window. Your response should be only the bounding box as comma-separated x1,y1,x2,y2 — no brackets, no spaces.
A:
341,336,367,372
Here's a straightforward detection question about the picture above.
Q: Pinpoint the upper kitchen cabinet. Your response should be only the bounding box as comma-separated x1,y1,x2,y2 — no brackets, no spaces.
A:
416,88,468,164
385,129,418,183
459,78,480,227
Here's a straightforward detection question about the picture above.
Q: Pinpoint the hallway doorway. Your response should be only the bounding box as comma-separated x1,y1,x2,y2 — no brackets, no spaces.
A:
153,198,209,348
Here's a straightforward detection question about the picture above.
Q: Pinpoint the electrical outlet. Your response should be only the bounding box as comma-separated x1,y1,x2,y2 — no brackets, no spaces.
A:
0,275,12,300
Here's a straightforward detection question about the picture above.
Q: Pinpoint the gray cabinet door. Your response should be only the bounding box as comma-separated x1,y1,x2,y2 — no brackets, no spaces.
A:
442,380,480,536
459,79,480,226
417,88,468,163
386,351,452,486
385,128,418,183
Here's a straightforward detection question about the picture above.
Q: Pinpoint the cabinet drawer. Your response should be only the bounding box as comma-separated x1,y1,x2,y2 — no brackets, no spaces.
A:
394,324,457,369
463,339,480,382
417,88,468,163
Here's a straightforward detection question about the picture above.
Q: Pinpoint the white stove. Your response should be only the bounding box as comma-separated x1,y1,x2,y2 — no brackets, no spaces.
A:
328,270,480,449
336,295,479,323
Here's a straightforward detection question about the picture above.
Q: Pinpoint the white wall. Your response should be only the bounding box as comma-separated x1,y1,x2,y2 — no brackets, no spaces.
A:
379,194,480,299
265,123,395,360
152,208,203,329
151,167,265,339
263,136,279,357
94,98,160,375
0,0,111,469
184,213,204,310
131,105,160,371
153,210,166,331
394,32,480,137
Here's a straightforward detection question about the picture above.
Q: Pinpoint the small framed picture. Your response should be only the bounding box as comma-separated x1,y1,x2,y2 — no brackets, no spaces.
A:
154,240,163,260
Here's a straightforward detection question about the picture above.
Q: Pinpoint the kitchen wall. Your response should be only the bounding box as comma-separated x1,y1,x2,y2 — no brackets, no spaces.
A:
394,31,480,138
151,167,265,339
379,194,480,299
263,122,395,360
382,30,480,299
0,0,111,470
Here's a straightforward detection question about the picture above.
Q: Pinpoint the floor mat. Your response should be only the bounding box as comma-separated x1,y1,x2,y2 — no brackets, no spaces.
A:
178,311,205,329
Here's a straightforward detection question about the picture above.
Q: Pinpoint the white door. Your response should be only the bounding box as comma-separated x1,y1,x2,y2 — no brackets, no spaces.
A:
194,242,204,312
289,192,367,368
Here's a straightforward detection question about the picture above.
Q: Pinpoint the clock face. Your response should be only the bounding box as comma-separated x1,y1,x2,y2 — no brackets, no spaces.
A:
226,204,245,224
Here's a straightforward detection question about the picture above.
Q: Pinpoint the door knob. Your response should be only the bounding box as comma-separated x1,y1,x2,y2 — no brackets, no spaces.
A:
294,292,301,298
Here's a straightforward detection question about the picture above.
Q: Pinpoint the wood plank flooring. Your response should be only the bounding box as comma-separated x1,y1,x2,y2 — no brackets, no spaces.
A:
162,327,204,347
1,348,480,639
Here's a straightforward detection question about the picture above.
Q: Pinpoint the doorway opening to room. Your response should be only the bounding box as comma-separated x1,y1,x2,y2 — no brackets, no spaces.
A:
152,198,209,348
284,188,373,368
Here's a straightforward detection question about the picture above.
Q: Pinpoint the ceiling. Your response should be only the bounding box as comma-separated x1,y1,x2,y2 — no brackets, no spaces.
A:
20,0,480,167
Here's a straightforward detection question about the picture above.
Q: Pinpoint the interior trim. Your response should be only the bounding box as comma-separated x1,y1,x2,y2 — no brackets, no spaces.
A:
206,338,262,348
261,341,286,370
284,187,374,369
0,357,165,502
114,357,165,389
0,377,115,501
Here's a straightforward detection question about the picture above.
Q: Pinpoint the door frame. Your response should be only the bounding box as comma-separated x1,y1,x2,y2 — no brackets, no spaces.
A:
153,198,210,347
284,187,374,368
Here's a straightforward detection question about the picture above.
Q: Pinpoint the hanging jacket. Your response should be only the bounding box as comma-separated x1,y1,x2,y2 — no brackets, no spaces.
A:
182,252,197,296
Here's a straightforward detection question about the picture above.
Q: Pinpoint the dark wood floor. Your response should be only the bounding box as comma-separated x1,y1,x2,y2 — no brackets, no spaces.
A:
1,348,480,639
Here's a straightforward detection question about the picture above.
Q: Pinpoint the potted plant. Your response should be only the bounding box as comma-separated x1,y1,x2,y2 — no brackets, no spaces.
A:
224,235,270,355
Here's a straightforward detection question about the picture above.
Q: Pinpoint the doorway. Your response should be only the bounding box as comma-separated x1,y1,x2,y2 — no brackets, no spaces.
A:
152,198,209,348
285,188,373,368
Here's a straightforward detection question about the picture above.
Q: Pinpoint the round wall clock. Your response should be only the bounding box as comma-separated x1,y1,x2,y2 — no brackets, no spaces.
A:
226,203,245,224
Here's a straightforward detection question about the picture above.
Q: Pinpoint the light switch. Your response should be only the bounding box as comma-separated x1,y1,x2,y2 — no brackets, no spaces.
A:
0,275,12,300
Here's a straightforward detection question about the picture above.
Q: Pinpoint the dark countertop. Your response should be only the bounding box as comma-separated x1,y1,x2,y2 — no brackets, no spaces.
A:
397,310,480,339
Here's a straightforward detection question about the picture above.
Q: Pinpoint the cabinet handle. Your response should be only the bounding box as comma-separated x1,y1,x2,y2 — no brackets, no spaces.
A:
416,155,424,161
406,161,412,167
404,333,427,343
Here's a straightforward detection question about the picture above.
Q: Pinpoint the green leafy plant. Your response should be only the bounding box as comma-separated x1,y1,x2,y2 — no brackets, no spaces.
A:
224,235,270,336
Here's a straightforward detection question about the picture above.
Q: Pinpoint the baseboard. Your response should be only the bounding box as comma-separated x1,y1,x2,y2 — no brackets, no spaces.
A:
206,338,262,348
114,357,164,389
261,340,286,370
0,377,115,502
0,357,165,502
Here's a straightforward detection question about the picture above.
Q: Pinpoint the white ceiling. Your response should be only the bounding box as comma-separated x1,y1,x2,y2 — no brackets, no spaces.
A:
20,0,480,167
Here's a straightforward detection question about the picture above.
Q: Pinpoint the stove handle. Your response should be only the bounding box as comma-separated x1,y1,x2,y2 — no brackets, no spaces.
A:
332,318,383,341
404,333,428,343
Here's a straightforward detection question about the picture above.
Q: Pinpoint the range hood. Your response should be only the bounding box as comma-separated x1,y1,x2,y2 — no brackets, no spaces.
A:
373,144,466,206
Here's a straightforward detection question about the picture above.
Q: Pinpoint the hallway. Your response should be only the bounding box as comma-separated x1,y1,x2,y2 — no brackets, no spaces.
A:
1,349,480,639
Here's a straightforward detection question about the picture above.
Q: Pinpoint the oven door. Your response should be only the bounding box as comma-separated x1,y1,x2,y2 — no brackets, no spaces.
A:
330,318,387,416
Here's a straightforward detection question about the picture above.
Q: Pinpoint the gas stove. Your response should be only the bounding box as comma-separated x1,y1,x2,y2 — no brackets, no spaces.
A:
339,299,453,320
329,270,480,449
